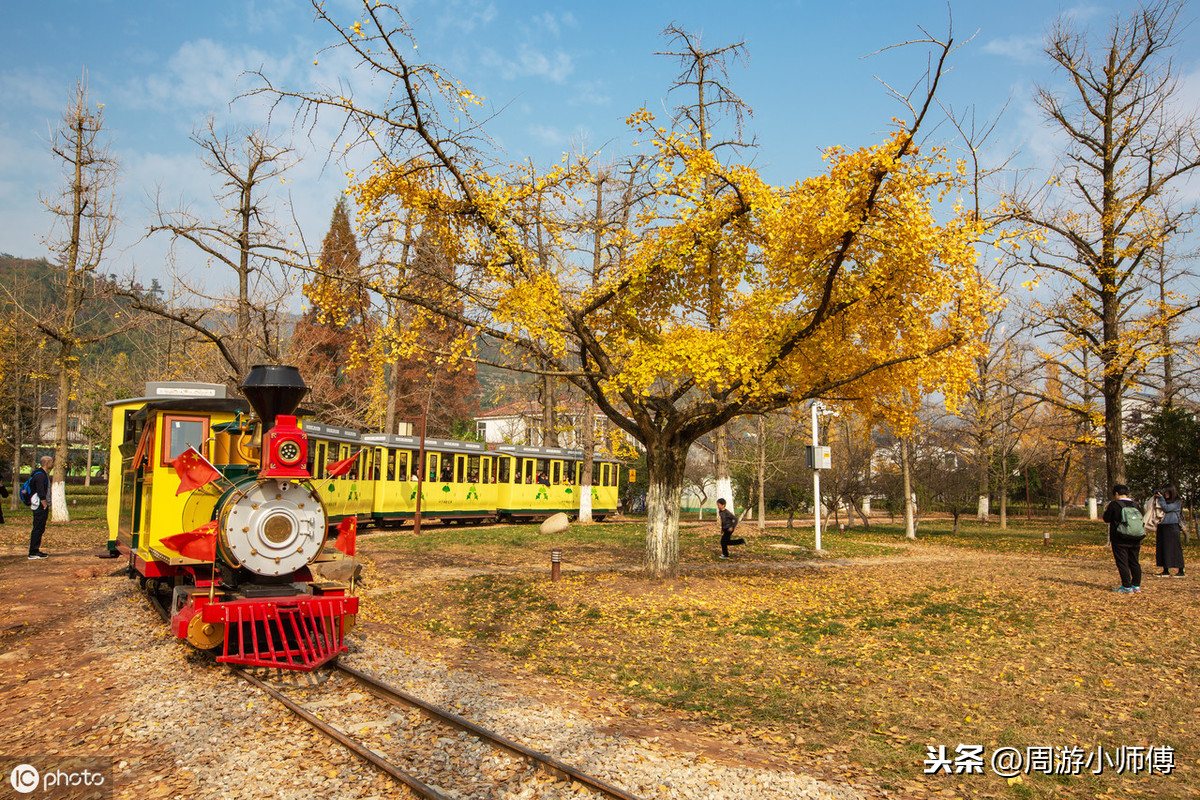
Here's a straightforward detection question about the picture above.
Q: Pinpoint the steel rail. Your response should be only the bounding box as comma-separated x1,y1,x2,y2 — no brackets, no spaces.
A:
336,662,646,800
235,667,452,800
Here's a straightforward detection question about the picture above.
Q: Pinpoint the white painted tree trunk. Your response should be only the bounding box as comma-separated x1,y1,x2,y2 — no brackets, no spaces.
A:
644,447,686,577
902,438,915,540
52,481,69,523
578,485,593,523
977,494,990,521
715,424,732,509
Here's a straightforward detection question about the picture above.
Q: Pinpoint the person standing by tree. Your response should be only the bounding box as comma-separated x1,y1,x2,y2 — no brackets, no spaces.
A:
1103,484,1143,593
27,456,53,559
1153,484,1185,578
717,498,744,559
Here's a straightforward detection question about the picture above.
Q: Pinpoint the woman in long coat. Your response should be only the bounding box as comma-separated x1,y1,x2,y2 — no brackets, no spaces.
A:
1154,485,1185,578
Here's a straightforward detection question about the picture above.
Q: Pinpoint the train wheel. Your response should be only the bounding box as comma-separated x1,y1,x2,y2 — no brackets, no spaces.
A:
187,615,225,649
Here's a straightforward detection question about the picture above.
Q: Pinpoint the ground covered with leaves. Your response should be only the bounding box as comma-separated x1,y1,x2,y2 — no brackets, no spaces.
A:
361,516,1200,800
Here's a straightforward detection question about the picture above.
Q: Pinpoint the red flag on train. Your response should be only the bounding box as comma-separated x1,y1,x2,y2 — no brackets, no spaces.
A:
172,447,221,495
327,450,361,477
161,521,219,562
334,516,357,557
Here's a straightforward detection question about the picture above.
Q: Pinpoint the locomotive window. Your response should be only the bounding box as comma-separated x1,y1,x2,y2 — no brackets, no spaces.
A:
387,450,396,482
551,461,561,484
315,443,326,479
122,410,140,445
428,453,439,483
524,459,535,485
399,451,411,481
563,461,576,484
306,441,316,476
497,457,510,484
602,464,611,486
457,456,466,483
593,462,601,484
481,456,491,484
512,458,523,483
162,415,209,465
467,455,480,483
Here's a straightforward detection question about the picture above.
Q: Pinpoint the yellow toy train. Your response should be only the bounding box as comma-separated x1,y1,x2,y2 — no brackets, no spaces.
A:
104,365,621,670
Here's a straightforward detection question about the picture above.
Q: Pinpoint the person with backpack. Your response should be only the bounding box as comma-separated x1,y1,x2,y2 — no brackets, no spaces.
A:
26,455,52,560
717,498,745,559
1103,483,1144,593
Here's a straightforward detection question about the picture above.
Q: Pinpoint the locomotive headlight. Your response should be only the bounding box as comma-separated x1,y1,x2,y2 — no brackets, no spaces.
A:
219,479,328,576
277,439,302,466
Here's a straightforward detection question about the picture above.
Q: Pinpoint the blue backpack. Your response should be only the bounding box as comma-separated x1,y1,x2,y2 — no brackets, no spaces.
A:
19,474,36,506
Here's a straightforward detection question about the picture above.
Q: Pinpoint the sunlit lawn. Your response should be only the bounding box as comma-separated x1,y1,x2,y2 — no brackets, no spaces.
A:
363,515,1200,799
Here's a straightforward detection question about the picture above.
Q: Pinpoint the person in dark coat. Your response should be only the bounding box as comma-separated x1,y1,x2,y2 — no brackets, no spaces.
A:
27,455,53,559
1103,483,1142,593
1153,484,1185,578
717,498,745,559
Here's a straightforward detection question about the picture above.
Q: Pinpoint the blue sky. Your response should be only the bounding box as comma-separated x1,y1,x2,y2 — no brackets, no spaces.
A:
2,0,1198,289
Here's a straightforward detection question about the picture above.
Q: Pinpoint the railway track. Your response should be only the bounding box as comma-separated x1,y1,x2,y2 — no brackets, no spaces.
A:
236,663,646,800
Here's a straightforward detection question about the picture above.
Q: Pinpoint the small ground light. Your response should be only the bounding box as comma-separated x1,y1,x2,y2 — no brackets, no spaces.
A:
551,548,562,581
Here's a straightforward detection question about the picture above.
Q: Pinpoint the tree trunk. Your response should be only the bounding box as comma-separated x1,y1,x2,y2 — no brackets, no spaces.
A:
1102,370,1125,493
756,415,766,531
1000,472,1009,529
644,444,686,578
715,424,732,506
52,351,72,523
541,374,557,447
902,438,916,540
579,399,594,523
11,369,23,512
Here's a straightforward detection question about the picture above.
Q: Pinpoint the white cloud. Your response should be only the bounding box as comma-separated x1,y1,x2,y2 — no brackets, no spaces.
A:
479,44,574,83
982,34,1044,64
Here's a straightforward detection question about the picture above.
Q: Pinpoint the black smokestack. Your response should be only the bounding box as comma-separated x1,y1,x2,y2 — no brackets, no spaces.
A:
239,365,309,435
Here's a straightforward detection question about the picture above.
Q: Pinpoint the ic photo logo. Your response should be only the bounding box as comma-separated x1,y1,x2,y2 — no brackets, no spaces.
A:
9,764,39,794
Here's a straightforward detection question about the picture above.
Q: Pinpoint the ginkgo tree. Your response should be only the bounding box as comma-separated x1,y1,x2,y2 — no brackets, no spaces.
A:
261,1,999,576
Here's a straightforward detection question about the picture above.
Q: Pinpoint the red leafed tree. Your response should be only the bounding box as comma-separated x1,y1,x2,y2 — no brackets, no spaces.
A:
290,196,376,426
382,229,480,438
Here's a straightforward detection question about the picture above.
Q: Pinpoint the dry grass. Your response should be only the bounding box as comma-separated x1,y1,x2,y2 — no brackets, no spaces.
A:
364,517,1200,800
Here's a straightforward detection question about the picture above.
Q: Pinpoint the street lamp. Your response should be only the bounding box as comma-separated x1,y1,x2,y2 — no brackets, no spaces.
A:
808,401,835,552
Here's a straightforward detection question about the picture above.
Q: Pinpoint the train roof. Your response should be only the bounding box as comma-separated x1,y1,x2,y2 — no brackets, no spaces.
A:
302,421,363,442
106,381,232,408
361,433,488,455
496,443,619,462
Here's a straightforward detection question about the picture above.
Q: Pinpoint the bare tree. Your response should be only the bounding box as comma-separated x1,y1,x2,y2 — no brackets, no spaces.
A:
27,79,119,521
1007,0,1200,493
121,121,299,385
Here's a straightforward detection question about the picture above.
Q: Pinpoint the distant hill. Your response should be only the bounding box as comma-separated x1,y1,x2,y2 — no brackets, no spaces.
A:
0,253,55,311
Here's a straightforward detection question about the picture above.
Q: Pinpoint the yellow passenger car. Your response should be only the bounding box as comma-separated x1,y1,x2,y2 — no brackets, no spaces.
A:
361,434,498,525
494,444,620,521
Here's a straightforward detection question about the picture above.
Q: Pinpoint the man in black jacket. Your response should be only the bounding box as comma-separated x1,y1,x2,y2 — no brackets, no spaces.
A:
27,455,52,559
717,498,745,559
1102,483,1142,593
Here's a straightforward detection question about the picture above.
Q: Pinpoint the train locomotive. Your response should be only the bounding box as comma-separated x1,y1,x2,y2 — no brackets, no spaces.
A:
106,365,358,671
105,364,623,671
